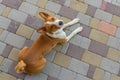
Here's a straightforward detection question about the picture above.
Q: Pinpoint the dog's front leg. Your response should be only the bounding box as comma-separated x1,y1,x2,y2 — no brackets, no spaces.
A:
62,18,80,29
66,27,83,41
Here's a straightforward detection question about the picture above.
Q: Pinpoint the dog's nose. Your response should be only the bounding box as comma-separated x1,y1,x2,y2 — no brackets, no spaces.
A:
59,21,63,25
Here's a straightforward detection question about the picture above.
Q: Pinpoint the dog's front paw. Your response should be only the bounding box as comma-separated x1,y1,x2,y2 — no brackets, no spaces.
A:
73,18,80,23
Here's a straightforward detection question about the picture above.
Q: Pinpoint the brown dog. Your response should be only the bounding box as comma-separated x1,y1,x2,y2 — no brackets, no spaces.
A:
15,12,83,74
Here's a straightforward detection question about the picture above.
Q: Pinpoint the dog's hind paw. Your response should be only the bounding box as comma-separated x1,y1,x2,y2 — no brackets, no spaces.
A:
75,27,83,33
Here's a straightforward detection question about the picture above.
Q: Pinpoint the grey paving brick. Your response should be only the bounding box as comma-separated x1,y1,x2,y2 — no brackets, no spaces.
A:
64,0,72,7
100,58,120,74
26,0,38,5
107,36,120,49
45,50,56,62
19,2,38,16
94,9,112,23
75,74,92,80
68,58,89,75
5,33,26,49
70,35,82,46
80,37,91,49
85,0,102,8
8,9,28,23
116,28,120,39
0,16,11,29
0,58,13,72
104,72,111,80
87,65,96,79
58,68,76,80
0,4,6,15
0,30,9,41
0,0,2,3
77,13,91,26
31,31,40,41
45,1,61,14
51,0,66,5
25,73,48,80
0,41,6,55
61,42,69,54
42,62,61,78
68,23,81,32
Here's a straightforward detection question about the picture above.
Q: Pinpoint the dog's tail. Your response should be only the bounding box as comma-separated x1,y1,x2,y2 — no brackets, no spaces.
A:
15,60,26,73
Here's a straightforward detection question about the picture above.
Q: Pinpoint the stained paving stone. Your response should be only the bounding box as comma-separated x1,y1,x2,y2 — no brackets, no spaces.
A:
8,61,26,79
45,50,56,62
94,9,112,23
88,40,109,57
67,43,85,60
2,0,23,9
87,65,96,79
5,33,26,49
85,0,102,8
8,9,28,23
25,15,44,30
77,12,91,26
19,2,38,16
45,1,61,14
0,4,6,15
0,72,16,80
100,58,120,74
0,41,6,55
59,6,78,19
75,74,92,80
90,18,100,29
103,72,111,80
86,5,96,17
58,68,76,80
111,15,120,27
0,16,11,30
68,58,89,75
2,45,13,58
0,58,13,72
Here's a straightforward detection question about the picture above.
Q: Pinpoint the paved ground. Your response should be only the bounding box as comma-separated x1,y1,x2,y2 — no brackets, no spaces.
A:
0,0,120,80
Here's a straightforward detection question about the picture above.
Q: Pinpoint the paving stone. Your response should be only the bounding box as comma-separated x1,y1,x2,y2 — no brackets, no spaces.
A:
47,77,58,80
82,51,102,67
100,58,120,74
51,0,66,5
93,68,105,80
2,7,11,17
25,73,47,80
24,40,33,47
2,0,23,9
8,9,28,23
107,36,120,49
68,58,89,75
25,15,44,30
0,41,6,55
111,15,120,27
16,24,34,39
98,21,117,35
53,44,62,51
31,31,40,41
19,2,38,16
26,0,38,5
89,40,109,57
111,74,120,80
67,23,81,32
42,62,61,78
45,50,56,62
0,0,2,3
79,24,91,38
0,30,9,41
0,58,13,72
77,13,91,26
101,0,107,10
0,16,11,29
94,9,112,23
0,4,6,15
58,68,76,80
87,65,96,79
0,72,16,80
64,0,72,7
70,35,82,46
67,43,85,60
86,5,96,17
5,33,26,49
112,0,120,7
37,0,48,8
80,37,91,49
60,17,71,23
2,45,13,58
90,29,108,44
75,74,92,80
8,48,20,61
70,0,88,13
104,72,111,80
59,6,78,19
8,61,26,79
53,53,71,68
45,1,61,14
90,18,100,29
116,28,120,39
0,56,4,64
7,20,20,33
61,42,69,54
107,48,120,62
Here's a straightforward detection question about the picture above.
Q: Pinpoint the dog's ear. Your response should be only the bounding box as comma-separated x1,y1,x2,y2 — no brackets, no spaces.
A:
37,27,46,33
39,12,50,21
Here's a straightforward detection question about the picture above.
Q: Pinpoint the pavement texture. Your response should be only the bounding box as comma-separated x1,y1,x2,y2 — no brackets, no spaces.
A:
0,0,120,80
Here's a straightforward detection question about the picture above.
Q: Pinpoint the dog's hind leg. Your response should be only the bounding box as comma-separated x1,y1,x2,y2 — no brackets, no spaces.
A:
66,27,83,41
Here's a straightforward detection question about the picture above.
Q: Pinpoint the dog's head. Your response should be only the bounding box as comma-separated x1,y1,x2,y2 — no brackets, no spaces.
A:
37,12,64,34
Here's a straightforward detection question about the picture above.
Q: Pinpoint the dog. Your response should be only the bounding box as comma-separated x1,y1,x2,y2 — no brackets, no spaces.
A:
15,12,83,75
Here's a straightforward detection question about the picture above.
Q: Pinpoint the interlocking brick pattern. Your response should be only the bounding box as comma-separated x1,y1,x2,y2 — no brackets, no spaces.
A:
0,0,120,80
